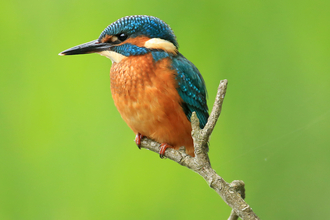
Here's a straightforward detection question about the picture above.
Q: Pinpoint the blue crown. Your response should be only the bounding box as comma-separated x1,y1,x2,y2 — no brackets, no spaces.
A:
98,15,178,48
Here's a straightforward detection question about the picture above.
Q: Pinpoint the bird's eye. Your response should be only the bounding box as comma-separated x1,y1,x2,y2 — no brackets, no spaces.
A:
118,33,128,42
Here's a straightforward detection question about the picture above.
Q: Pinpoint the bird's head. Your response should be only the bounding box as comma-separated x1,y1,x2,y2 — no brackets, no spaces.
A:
59,15,178,63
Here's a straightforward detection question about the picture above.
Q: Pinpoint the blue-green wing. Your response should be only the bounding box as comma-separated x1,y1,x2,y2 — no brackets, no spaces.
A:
171,53,209,128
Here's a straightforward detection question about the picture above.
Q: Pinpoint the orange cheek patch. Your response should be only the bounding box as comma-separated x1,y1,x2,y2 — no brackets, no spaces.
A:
100,35,113,43
101,35,152,47
118,36,151,47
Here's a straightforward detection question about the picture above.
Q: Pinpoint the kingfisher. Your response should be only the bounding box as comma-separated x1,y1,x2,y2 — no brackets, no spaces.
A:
59,15,208,157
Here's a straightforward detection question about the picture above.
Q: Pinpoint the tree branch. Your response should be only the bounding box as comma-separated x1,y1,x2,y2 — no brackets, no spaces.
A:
140,79,260,220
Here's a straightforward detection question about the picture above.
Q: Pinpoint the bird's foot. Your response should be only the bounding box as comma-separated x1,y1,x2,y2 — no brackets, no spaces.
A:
135,133,144,149
159,143,173,159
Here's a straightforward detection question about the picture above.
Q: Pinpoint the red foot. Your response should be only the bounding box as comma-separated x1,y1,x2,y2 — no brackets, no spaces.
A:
159,143,173,159
134,133,144,149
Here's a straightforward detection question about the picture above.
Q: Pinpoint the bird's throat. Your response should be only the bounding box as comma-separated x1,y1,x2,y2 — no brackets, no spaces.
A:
98,50,127,63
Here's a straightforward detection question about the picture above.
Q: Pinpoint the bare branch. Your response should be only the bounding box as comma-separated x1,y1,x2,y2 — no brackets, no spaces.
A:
140,79,260,220
228,180,246,220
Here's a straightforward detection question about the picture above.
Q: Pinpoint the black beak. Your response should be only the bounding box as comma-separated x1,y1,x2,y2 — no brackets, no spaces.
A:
58,40,112,56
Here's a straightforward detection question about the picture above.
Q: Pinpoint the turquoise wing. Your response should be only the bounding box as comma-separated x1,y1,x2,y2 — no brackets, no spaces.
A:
171,53,209,128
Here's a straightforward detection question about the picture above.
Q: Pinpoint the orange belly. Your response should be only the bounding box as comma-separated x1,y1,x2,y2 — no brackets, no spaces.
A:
110,54,194,156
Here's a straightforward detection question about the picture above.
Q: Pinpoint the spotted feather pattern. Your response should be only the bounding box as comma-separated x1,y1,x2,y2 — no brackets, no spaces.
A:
112,43,148,56
98,15,178,48
172,53,209,128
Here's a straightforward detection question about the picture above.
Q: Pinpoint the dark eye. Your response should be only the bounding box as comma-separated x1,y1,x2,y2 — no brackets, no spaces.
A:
118,33,128,42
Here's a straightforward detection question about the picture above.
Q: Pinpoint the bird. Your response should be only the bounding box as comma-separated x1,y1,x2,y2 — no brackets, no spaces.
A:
59,15,208,157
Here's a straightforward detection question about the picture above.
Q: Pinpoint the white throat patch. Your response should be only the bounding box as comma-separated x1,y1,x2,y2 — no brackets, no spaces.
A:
98,50,127,63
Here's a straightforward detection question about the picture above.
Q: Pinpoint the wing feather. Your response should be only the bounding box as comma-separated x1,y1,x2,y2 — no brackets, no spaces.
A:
171,53,209,128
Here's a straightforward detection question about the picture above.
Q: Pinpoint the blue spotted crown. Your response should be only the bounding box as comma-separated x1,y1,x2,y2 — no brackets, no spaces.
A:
98,15,178,48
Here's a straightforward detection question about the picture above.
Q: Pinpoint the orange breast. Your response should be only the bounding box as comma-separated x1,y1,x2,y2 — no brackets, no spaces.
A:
110,53,194,156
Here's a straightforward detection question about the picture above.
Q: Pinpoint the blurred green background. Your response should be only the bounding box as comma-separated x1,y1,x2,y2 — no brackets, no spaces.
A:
1,0,329,219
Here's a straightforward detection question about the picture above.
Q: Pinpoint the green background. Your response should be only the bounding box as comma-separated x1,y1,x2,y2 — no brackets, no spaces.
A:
1,0,329,219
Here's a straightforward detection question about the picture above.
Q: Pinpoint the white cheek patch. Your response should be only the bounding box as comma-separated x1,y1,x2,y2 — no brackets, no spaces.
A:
98,50,127,63
144,38,178,55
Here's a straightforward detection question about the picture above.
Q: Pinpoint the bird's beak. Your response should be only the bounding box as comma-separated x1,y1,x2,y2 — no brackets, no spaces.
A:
58,40,112,56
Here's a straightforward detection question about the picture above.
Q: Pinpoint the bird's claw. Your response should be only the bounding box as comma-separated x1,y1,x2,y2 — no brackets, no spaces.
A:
135,133,144,149
159,143,172,159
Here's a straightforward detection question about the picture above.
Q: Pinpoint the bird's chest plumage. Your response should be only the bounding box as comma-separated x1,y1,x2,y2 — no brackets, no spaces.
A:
109,53,192,147
110,54,155,101
110,54,179,128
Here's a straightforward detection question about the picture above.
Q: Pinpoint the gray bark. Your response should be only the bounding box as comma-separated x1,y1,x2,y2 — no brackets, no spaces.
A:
139,80,260,220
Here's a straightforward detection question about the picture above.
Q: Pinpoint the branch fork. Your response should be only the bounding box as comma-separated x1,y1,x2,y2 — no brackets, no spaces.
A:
139,79,260,220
